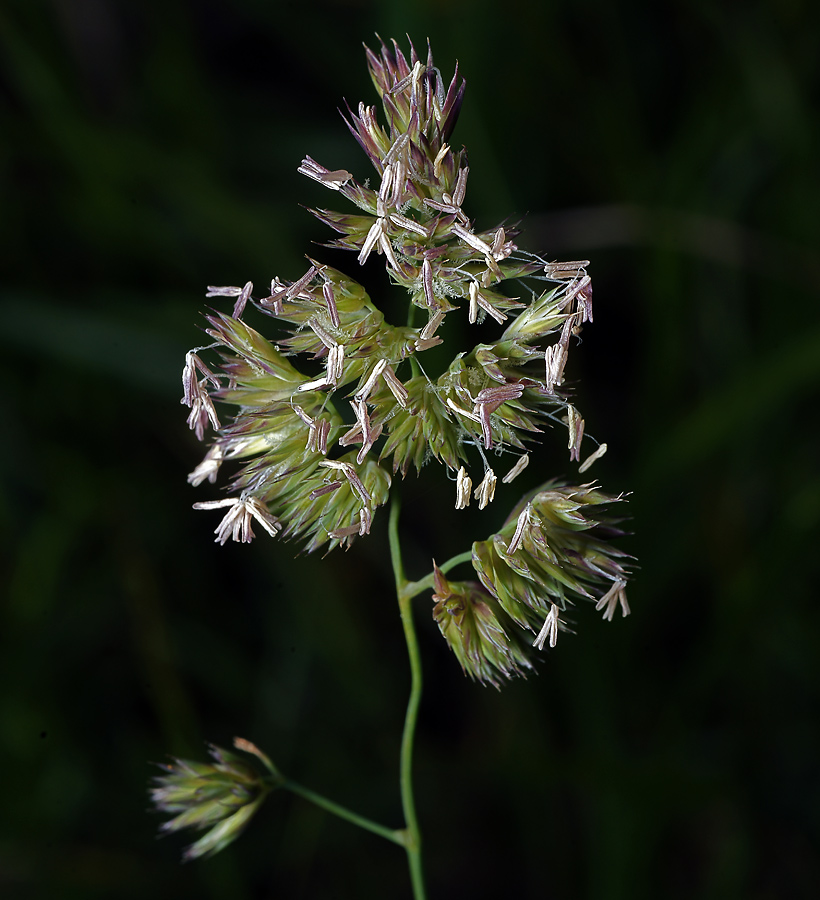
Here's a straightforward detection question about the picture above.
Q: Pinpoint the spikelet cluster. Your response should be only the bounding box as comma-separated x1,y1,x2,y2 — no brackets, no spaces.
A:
181,37,631,683
150,740,277,861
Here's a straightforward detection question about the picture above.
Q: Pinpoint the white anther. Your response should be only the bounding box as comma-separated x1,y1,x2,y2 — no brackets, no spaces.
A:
327,344,345,384
358,506,373,536
358,219,384,265
567,405,584,461
187,444,224,487
452,223,493,256
378,228,400,270
193,496,281,545
356,358,388,402
579,442,608,473
502,453,530,484
419,309,444,342
446,398,482,424
297,156,352,190
544,343,569,394
533,604,560,650
595,579,630,621
389,213,428,237
473,468,497,510
455,466,472,509
469,281,479,324
381,132,409,166
433,143,450,179
298,376,332,392
421,258,436,308
507,503,533,555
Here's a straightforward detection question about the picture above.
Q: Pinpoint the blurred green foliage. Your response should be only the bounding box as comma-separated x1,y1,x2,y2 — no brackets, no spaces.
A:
1,1,819,897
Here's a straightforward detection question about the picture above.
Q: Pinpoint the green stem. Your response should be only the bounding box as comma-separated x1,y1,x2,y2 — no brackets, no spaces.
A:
272,496,467,892
388,496,427,900
403,550,474,601
277,521,471,890
281,778,404,846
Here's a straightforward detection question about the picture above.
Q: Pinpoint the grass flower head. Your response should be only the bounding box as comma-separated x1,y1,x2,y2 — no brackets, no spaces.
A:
180,35,632,678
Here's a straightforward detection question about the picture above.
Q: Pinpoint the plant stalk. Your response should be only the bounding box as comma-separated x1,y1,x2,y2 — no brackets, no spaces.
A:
281,779,404,846
389,495,427,900
404,550,474,601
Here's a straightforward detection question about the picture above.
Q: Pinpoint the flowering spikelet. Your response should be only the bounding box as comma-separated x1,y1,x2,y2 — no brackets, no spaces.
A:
432,564,532,688
180,37,632,677
471,483,632,647
150,739,278,862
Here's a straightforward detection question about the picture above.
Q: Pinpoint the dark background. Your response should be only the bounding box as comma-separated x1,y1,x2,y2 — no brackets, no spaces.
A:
2,1,819,897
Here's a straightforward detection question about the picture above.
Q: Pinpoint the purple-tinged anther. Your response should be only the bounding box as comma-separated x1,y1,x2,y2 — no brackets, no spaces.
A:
310,481,343,500
233,282,253,319
182,352,221,440
322,281,340,327
382,364,409,407
320,459,372,506
421,258,436,308
287,265,319,301
544,260,590,280
473,383,525,449
452,167,469,207
206,285,242,298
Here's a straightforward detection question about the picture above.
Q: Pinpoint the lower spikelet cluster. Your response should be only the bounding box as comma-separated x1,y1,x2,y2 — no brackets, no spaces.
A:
150,740,277,862
434,483,631,686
